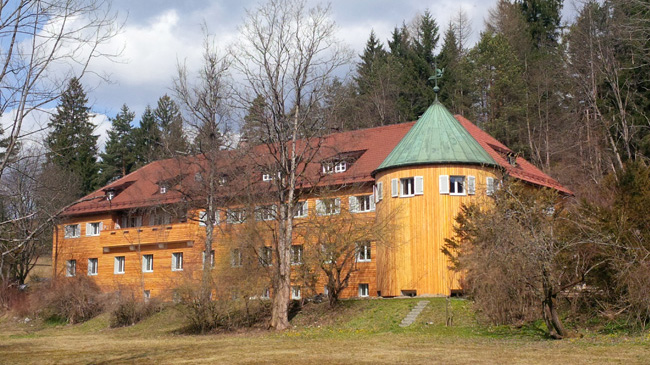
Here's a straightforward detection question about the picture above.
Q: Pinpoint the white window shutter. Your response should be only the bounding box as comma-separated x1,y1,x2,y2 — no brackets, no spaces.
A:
86,223,91,236
377,182,383,201
486,177,495,196
303,201,309,216
439,175,450,194
468,176,476,195
349,196,359,213
414,176,424,195
391,178,399,197
99,222,103,231
199,211,207,226
335,198,341,214
370,196,376,211
316,200,324,215
373,185,378,203
214,211,220,225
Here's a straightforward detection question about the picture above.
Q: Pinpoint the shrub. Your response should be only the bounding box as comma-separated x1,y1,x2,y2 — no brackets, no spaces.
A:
34,276,104,324
109,292,163,328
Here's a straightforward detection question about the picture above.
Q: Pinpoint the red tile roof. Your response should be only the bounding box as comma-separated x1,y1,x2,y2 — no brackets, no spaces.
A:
63,117,570,216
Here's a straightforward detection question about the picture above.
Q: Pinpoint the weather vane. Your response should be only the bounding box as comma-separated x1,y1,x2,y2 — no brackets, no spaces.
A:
428,66,444,101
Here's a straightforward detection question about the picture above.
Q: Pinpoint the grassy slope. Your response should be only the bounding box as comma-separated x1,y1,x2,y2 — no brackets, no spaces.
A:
1,298,649,364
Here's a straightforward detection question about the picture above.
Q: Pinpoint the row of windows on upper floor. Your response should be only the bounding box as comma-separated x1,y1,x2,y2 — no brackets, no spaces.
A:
65,175,498,238
64,242,372,278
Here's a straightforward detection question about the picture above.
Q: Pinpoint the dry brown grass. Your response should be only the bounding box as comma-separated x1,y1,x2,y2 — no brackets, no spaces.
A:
1,299,648,364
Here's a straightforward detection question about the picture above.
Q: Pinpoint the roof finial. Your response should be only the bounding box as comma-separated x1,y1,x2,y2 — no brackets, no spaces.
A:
428,66,444,102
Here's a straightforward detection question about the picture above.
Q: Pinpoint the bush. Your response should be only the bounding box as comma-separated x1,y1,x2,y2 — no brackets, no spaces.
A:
176,284,270,333
34,276,104,324
109,292,163,328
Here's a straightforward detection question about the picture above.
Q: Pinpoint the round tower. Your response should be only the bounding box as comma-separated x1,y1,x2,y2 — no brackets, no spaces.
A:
373,100,499,297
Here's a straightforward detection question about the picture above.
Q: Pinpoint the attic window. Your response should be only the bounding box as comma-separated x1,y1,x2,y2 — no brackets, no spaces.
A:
322,161,348,174
106,190,115,200
262,173,272,182
160,186,167,194
507,153,517,166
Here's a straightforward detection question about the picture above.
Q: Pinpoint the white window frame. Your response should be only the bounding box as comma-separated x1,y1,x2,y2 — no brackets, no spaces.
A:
291,286,301,300
121,215,142,228
351,195,375,213
374,182,383,203
64,224,80,238
334,161,347,173
226,209,246,224
114,256,125,274
203,250,215,268
66,259,76,277
262,173,272,182
172,252,183,271
144,290,151,300
198,210,219,226
359,283,369,297
87,258,98,276
357,242,371,262
160,186,167,194
231,248,243,267
400,177,415,197
321,162,334,174
256,205,276,221
449,175,466,196
316,198,340,216
291,245,303,265
294,201,308,218
86,222,101,237
142,254,154,273
486,177,496,196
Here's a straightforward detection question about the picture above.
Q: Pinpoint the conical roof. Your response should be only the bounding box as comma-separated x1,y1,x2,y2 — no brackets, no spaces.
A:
375,101,496,173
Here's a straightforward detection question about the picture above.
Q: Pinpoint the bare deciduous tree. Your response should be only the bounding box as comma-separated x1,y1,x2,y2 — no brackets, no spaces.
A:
232,0,351,330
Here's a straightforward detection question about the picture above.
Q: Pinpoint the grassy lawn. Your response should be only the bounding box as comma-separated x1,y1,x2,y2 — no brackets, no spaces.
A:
1,298,648,364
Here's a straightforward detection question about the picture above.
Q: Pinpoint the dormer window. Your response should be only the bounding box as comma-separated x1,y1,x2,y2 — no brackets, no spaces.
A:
334,161,347,173
219,175,228,186
262,173,272,182
106,190,115,201
507,154,517,166
322,162,334,174
160,186,167,194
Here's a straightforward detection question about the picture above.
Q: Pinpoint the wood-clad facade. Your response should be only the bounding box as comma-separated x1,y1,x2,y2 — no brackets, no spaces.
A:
52,102,569,301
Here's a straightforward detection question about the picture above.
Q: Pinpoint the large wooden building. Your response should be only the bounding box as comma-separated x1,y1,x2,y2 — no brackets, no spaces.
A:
52,100,570,300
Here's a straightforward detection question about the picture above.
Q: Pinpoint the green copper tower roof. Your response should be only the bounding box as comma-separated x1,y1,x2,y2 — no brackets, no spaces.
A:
375,101,496,173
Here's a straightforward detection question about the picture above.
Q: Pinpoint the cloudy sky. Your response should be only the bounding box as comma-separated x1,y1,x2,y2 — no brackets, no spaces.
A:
10,0,580,150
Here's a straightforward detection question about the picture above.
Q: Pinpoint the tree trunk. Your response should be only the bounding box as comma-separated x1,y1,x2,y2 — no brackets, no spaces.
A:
270,204,292,330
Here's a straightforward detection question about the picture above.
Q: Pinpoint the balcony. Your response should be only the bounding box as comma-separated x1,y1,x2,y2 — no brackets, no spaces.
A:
101,222,199,252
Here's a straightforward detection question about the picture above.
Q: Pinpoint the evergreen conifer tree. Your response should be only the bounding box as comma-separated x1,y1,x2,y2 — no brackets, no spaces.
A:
45,77,99,196
133,106,161,166
98,104,136,185
154,95,188,157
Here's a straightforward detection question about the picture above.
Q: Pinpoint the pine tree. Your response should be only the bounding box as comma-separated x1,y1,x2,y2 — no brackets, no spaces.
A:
132,106,161,166
45,77,99,196
355,30,388,95
154,95,188,158
98,104,136,186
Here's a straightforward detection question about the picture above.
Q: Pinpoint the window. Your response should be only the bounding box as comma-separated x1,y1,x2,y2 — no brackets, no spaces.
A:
172,252,183,271
150,213,172,226
350,195,375,213
294,201,308,218
231,248,242,267
106,190,115,200
486,177,496,196
86,222,101,236
450,176,466,195
64,224,80,238
291,245,303,265
88,258,98,276
321,162,334,174
358,283,369,297
357,242,371,262
291,286,301,300
374,182,383,203
400,177,415,197
198,211,219,226
219,175,228,186
120,215,142,228
262,173,272,182
144,290,151,300
142,254,154,273
203,250,215,268
226,209,246,224
316,198,340,216
114,256,125,274
256,205,275,221
261,288,270,299
160,186,167,194
334,161,347,173
260,246,272,266
66,260,76,277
